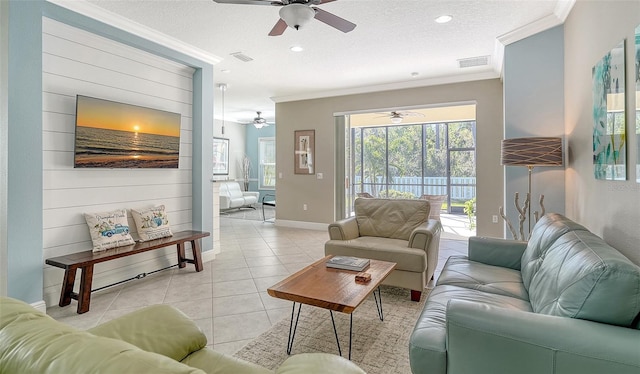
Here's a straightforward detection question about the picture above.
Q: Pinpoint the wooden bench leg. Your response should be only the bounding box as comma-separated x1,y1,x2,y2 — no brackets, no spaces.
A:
77,265,94,314
59,267,77,307
176,242,187,269
191,239,203,272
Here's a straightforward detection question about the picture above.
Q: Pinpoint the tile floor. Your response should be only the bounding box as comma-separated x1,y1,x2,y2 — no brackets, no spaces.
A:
47,212,470,355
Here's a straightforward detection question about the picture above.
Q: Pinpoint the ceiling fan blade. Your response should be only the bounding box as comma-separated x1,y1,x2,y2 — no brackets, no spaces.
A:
401,112,426,117
269,18,288,36
212,0,281,5
317,0,337,4
312,7,356,33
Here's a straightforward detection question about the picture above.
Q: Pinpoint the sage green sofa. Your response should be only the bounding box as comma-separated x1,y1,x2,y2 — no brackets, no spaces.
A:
409,213,640,374
0,297,365,374
325,198,442,301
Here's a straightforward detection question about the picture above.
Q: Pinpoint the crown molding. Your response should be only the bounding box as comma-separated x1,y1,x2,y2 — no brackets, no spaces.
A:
497,0,574,47
554,0,576,22
271,70,500,103
46,0,222,66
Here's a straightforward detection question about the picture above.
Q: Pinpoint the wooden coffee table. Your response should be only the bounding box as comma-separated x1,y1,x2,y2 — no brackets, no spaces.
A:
267,255,396,359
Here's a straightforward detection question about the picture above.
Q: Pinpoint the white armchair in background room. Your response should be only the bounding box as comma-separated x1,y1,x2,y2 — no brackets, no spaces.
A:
218,181,259,210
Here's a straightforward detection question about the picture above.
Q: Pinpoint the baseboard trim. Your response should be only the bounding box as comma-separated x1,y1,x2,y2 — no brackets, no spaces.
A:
274,220,327,231
202,249,216,263
31,300,47,313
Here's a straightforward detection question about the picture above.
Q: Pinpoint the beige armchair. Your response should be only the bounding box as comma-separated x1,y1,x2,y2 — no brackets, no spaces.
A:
325,198,442,301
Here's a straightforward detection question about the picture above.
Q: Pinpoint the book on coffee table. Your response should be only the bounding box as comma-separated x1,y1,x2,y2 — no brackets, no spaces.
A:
326,256,370,271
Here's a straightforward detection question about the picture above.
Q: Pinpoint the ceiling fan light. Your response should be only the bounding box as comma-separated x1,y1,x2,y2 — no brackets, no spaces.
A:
391,116,403,124
279,4,315,30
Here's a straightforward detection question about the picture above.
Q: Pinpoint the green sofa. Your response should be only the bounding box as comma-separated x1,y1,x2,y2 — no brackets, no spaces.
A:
409,213,640,374
0,297,365,373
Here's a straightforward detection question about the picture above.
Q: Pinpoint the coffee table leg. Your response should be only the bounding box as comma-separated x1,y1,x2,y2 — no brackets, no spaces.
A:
287,302,302,355
329,311,354,360
373,286,384,321
329,310,343,357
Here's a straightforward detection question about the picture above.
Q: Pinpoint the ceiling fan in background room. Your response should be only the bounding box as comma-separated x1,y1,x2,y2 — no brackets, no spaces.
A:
376,111,426,124
251,111,271,128
212,0,356,36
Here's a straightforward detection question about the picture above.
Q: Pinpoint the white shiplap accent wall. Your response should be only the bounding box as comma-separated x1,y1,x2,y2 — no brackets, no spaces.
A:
42,17,196,307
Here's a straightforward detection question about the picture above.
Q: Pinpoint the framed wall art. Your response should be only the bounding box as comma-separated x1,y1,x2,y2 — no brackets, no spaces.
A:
294,130,315,174
213,137,229,175
592,39,626,181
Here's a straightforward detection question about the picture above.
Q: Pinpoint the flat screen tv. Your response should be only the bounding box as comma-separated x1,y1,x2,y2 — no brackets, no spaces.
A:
74,95,182,168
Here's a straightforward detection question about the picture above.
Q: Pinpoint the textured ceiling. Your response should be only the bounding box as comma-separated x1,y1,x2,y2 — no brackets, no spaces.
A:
84,0,568,124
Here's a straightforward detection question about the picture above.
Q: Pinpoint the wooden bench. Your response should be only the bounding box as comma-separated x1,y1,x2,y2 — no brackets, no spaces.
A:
46,230,210,314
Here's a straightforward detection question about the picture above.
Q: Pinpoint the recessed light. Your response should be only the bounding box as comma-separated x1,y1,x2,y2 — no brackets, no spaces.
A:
221,69,230,73
411,72,420,78
435,15,453,24
290,45,304,52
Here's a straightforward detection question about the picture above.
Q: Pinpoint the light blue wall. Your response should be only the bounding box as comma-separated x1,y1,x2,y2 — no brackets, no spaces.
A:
245,124,276,200
6,0,214,303
503,25,565,239
7,0,44,304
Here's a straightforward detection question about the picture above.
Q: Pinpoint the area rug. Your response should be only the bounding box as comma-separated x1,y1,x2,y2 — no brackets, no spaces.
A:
234,286,428,374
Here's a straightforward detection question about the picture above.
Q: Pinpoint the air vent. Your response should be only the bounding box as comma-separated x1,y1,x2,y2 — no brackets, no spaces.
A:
230,52,254,62
457,55,490,68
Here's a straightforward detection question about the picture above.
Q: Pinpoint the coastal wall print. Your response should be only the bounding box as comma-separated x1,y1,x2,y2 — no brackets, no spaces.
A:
74,95,182,168
592,40,626,180
294,130,315,174
635,24,640,183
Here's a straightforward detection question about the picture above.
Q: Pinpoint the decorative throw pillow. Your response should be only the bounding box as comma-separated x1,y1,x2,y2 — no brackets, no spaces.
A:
84,209,135,252
131,205,173,242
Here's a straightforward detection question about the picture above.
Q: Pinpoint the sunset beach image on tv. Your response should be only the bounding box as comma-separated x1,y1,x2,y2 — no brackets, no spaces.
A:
74,95,182,168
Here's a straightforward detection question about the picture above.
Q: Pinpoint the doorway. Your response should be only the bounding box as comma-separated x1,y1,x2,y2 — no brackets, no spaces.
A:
339,104,477,238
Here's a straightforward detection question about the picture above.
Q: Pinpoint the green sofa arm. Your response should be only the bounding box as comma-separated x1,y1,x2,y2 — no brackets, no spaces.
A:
467,236,527,270
446,299,640,374
328,217,359,240
89,304,207,362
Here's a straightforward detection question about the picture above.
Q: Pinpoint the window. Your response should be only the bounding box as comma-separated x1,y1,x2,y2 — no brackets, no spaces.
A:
259,137,275,189
351,121,476,212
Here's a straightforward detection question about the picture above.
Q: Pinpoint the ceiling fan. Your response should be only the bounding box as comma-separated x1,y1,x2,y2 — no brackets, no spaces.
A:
376,111,426,124
212,0,356,36
252,111,270,128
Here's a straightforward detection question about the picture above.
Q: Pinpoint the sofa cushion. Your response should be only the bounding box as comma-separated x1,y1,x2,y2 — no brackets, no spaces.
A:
521,213,588,289
0,298,203,374
527,229,640,326
181,348,272,374
436,256,529,301
355,198,429,240
325,236,426,273
276,353,366,374
409,285,532,374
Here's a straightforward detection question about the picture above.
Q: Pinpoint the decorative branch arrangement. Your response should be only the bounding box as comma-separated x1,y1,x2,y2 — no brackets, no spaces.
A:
240,155,251,191
499,193,546,241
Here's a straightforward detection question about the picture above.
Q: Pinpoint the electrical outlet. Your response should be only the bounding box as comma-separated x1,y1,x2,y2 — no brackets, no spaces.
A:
303,204,308,211
316,173,323,179
278,172,283,179
492,215,499,223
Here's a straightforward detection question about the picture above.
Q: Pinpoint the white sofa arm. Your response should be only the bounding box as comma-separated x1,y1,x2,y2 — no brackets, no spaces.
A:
219,195,231,210
243,191,260,199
